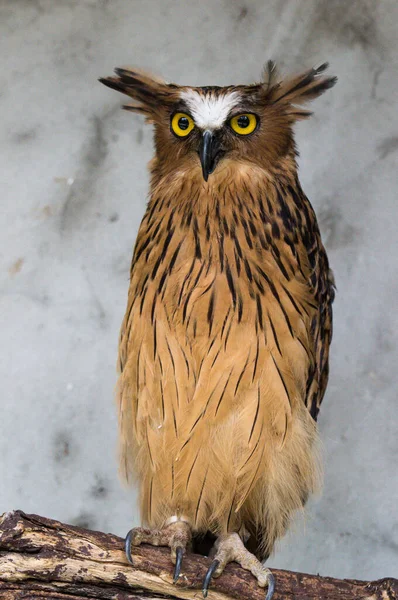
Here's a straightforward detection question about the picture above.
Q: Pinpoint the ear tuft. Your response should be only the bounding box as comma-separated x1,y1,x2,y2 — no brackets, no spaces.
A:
99,67,176,120
261,60,279,91
261,62,337,120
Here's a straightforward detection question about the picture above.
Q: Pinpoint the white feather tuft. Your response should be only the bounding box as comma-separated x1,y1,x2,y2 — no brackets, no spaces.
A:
180,89,240,130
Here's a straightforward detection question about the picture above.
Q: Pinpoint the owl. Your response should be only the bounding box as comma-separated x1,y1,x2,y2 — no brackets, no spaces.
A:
100,61,336,599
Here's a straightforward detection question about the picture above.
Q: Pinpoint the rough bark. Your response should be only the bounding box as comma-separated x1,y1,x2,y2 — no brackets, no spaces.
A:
0,510,396,600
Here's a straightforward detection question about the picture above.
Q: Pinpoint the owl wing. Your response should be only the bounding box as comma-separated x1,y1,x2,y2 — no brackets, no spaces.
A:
295,194,335,421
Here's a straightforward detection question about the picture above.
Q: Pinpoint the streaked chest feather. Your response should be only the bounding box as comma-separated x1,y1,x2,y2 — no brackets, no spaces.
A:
126,173,321,346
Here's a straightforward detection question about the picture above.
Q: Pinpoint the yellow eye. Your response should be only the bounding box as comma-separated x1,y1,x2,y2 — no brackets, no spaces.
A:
230,113,258,135
171,112,195,137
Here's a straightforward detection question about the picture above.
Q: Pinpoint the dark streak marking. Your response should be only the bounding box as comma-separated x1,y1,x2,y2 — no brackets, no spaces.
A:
234,354,250,396
153,321,157,360
165,338,179,408
181,346,190,377
139,273,150,296
256,294,264,330
239,423,263,471
268,311,282,355
224,317,234,350
185,210,192,228
241,219,254,249
159,378,165,422
248,220,257,236
281,283,303,316
146,426,154,468
215,370,233,415
169,241,182,273
271,353,292,407
182,289,193,323
252,337,260,382
193,217,202,259
159,228,175,263
249,388,261,443
279,299,294,338
234,247,241,276
271,246,290,280
166,210,174,231
189,411,205,435
205,246,213,277
218,232,225,271
272,221,280,239
134,235,151,263
194,354,206,389
240,444,265,507
199,278,215,299
254,276,265,295
186,449,200,491
232,231,243,258
136,345,142,398
227,495,236,532
178,258,196,306
151,293,157,324
280,412,288,447
221,308,231,339
195,466,209,525
207,334,218,356
211,347,222,368
244,258,253,282
124,299,135,329
297,335,312,361
225,261,237,308
237,293,243,322
222,216,230,236
259,232,267,250
158,268,168,294
192,261,206,289
207,288,215,335
260,274,294,338
151,255,162,280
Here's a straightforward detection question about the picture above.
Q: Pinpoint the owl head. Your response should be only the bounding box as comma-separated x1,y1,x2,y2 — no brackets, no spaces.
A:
100,62,336,181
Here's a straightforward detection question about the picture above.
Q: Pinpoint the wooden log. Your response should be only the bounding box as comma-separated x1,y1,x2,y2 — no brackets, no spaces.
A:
0,510,396,599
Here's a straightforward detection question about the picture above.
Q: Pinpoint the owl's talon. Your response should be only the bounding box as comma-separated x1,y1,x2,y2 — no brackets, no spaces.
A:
203,533,274,599
124,529,135,564
173,546,184,583
202,559,220,597
123,522,191,581
265,572,275,600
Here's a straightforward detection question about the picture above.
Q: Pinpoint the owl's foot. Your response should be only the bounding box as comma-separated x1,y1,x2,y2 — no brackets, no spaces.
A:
202,532,274,600
125,520,192,583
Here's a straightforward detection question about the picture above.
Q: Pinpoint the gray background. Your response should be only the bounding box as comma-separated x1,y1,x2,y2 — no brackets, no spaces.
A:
1,0,397,580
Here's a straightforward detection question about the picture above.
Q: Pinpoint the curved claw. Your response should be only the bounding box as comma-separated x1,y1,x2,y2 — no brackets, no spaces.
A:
124,529,134,565
265,571,275,600
202,559,220,598
173,546,184,583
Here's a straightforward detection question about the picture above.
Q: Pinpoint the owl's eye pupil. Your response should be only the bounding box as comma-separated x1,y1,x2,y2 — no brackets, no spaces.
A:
237,115,250,128
178,117,189,130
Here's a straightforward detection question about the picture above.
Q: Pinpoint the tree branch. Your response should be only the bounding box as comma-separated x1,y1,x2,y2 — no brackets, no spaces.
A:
0,510,396,600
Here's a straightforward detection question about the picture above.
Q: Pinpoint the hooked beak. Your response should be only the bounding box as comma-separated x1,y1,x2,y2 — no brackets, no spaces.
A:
199,130,221,182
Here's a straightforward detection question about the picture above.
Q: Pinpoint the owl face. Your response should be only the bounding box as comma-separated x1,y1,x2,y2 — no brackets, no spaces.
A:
169,87,263,180
100,63,336,181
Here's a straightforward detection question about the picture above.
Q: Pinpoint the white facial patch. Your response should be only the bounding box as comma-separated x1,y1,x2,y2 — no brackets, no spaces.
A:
180,89,240,130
